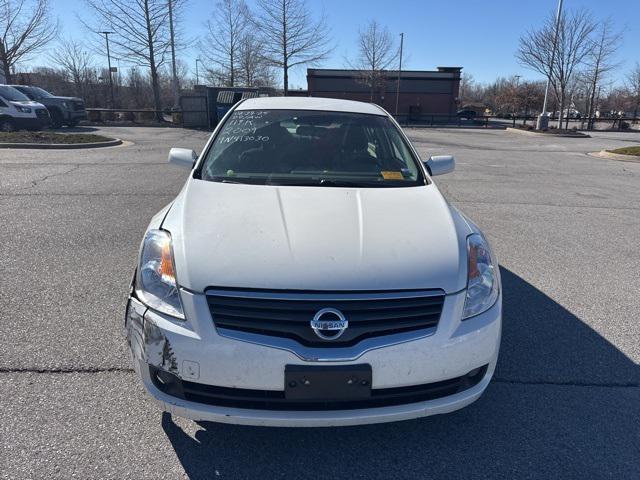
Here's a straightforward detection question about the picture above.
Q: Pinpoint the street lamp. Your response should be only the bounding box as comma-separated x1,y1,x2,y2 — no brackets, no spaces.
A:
537,0,564,130
99,31,115,108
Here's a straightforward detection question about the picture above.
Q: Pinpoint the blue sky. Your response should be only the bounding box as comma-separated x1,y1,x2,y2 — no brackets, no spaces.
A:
40,0,640,88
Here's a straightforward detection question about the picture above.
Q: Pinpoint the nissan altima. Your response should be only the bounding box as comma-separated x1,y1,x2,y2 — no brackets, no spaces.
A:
125,97,501,427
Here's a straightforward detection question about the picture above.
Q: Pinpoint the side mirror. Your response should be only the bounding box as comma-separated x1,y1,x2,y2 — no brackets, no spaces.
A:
168,147,197,169
425,155,455,176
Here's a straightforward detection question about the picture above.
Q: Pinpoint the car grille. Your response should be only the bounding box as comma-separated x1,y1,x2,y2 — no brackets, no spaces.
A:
35,108,49,119
207,289,445,347
150,364,488,411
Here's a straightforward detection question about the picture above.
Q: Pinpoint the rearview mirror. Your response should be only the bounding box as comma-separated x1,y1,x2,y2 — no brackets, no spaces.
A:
425,155,455,176
168,148,197,169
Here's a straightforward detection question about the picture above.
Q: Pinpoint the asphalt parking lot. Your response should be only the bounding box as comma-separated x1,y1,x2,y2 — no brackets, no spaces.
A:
1,125,639,479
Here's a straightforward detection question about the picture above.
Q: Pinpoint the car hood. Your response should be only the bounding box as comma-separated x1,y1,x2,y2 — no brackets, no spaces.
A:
11,100,44,108
163,179,469,293
51,96,81,101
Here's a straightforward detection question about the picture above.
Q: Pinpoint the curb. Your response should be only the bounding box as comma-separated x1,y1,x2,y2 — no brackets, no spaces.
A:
588,150,640,163
0,138,123,149
506,127,590,138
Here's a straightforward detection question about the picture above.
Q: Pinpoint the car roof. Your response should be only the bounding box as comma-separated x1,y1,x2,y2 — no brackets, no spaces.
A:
235,96,388,116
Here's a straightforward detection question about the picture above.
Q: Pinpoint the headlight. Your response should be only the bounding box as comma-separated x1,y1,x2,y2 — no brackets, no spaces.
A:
61,101,70,109
136,229,184,319
462,233,499,319
16,106,32,113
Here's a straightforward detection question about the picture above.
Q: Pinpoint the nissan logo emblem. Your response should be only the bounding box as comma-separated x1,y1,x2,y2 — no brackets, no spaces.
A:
310,308,348,340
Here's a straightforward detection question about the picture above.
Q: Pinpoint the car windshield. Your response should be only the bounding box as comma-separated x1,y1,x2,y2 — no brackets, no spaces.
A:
32,87,53,97
199,109,425,187
0,85,30,102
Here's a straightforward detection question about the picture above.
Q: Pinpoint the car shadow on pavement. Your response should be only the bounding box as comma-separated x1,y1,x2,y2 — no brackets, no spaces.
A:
161,267,639,480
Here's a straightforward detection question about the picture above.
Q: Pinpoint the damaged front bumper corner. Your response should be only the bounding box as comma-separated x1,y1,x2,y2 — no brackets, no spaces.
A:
125,296,191,379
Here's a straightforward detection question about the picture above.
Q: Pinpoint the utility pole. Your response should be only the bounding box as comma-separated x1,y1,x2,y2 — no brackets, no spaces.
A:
168,0,180,108
537,0,563,130
100,31,115,108
395,32,404,117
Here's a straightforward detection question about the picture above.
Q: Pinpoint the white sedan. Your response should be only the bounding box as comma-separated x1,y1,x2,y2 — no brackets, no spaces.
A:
125,97,501,427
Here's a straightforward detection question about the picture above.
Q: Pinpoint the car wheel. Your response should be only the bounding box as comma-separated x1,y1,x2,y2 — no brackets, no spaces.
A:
50,110,63,129
0,119,15,132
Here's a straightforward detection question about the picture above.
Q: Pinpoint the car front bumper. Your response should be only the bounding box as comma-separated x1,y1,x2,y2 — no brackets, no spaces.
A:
125,289,501,427
65,110,88,122
13,116,50,130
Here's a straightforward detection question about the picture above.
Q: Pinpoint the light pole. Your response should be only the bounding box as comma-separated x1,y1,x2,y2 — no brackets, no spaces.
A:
395,32,404,117
168,0,179,108
537,0,563,130
514,74,521,119
99,31,115,108
195,58,202,86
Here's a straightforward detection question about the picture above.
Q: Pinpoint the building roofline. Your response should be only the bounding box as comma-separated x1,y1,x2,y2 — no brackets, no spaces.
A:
307,68,462,79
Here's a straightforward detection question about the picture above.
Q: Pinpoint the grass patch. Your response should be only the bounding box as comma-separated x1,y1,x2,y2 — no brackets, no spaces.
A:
0,131,114,144
607,146,640,156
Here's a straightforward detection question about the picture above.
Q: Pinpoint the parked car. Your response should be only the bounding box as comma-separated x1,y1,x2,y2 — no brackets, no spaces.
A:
0,85,50,131
125,97,502,427
456,108,477,119
10,85,87,128
562,109,581,119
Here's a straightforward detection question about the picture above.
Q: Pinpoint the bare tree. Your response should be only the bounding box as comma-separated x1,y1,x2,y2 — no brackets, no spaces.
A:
49,38,94,97
517,8,596,128
518,80,545,123
254,0,332,95
124,66,149,108
237,32,275,87
201,0,249,87
625,62,640,119
0,0,58,82
458,72,475,105
583,19,622,129
350,20,397,101
83,0,176,120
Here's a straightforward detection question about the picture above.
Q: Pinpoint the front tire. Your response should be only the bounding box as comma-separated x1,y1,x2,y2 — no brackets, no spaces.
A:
0,119,15,132
50,109,63,129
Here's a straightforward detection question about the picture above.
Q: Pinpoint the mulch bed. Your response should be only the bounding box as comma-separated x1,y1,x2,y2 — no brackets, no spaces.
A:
0,131,114,144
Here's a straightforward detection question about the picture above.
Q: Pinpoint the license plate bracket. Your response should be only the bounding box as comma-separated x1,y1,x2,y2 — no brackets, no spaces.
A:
285,364,372,400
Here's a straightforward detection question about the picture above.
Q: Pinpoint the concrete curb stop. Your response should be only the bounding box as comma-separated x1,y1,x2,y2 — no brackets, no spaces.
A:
506,127,590,138
0,138,123,149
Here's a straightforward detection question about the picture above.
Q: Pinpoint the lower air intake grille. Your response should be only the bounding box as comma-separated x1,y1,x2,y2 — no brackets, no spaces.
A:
150,365,488,411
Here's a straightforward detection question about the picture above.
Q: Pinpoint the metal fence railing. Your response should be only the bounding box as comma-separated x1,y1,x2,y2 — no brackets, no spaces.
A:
393,113,640,131
86,108,166,122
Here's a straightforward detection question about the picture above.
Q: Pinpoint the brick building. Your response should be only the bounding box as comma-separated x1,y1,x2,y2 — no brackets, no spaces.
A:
306,67,462,119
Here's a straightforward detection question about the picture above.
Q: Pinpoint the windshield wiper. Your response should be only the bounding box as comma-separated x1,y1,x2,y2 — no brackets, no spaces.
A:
208,175,261,185
316,178,394,188
317,179,364,187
